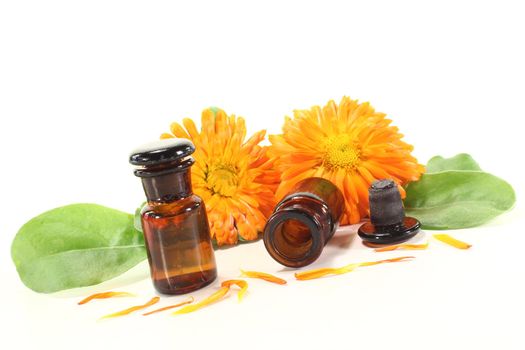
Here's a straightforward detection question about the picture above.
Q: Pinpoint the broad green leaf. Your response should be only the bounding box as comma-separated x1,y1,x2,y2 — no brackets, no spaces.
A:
11,204,147,293
426,153,482,173
404,169,515,229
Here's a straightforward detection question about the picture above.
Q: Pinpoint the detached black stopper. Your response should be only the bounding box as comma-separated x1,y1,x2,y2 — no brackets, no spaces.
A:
358,179,421,245
369,179,405,226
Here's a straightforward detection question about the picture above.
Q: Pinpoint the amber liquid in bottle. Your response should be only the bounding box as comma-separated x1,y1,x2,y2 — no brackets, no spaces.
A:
141,191,217,294
131,139,217,295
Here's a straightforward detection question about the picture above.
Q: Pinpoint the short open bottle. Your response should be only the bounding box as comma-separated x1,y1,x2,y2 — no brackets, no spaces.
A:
263,177,345,268
130,138,217,294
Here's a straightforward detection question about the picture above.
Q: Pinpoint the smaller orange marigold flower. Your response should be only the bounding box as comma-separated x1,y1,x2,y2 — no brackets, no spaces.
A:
161,107,279,246
268,96,425,225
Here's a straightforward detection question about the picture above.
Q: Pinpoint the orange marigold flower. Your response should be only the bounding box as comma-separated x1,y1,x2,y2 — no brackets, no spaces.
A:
269,97,425,225
161,107,279,246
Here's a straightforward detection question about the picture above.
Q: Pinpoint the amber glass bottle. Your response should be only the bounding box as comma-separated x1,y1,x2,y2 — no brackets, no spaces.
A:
130,138,217,294
263,177,345,268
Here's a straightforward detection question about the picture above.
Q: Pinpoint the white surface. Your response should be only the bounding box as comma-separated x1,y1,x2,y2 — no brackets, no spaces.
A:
1,1,524,349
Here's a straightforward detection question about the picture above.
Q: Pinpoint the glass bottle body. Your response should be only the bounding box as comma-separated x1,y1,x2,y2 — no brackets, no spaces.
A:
140,169,217,295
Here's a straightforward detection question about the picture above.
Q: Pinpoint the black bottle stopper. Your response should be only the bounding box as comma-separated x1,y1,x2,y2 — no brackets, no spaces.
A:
130,138,196,178
130,138,197,202
358,179,420,245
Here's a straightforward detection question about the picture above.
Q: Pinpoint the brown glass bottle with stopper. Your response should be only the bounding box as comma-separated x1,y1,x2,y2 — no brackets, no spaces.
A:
263,177,345,268
130,138,217,294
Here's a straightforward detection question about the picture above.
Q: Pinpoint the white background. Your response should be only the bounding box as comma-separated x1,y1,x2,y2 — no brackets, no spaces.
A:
1,1,524,349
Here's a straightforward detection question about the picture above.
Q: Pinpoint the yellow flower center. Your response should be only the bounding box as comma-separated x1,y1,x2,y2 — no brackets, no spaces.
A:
322,134,361,170
206,163,239,197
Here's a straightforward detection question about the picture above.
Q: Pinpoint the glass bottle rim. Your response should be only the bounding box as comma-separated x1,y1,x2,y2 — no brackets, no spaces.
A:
263,210,324,268
133,157,195,178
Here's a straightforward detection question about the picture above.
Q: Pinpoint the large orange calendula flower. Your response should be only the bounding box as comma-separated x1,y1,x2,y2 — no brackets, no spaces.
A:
268,96,425,225
161,107,279,246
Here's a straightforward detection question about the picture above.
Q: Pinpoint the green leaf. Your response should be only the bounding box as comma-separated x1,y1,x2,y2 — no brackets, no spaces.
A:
404,154,515,230
426,153,482,173
134,202,146,233
11,204,147,293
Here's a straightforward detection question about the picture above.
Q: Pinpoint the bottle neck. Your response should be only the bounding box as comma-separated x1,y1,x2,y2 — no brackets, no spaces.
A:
141,169,193,203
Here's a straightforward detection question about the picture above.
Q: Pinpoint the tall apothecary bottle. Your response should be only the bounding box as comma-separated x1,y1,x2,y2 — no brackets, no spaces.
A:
130,138,217,294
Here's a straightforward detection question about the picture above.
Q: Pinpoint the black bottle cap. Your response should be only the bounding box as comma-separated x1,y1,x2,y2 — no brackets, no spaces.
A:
129,138,195,166
358,179,421,245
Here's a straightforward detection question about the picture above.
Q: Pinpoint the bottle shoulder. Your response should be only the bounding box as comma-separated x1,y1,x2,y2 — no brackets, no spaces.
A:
142,194,204,218
277,194,327,212
275,194,332,230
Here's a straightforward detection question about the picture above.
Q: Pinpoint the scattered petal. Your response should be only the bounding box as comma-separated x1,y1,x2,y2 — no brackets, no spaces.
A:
433,234,472,249
374,242,429,252
295,265,358,280
78,291,135,305
100,297,160,319
221,279,249,301
173,287,230,315
173,280,250,315
240,269,287,285
295,256,415,280
142,297,194,316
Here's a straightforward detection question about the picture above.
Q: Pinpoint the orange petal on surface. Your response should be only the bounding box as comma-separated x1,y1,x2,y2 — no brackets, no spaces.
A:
142,297,195,316
295,256,415,280
433,234,472,249
357,256,414,267
221,279,249,301
294,266,358,280
240,270,287,285
78,291,135,305
100,297,160,319
374,242,429,252
173,287,230,315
